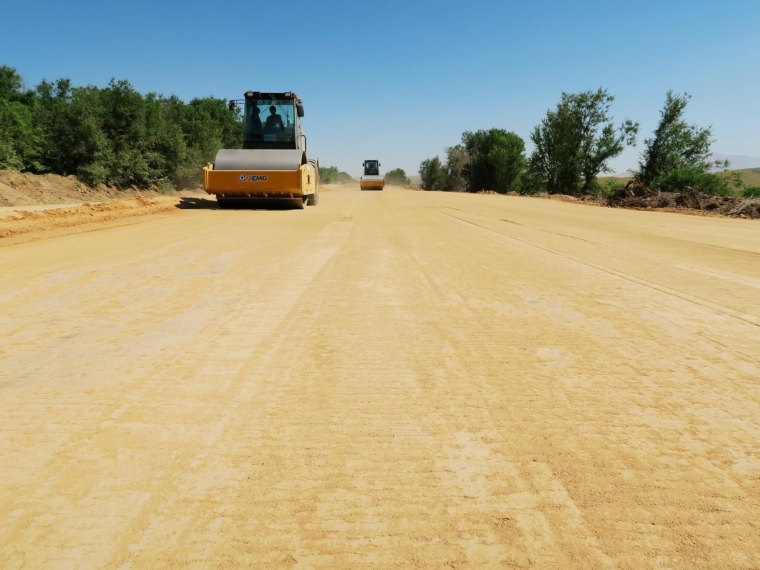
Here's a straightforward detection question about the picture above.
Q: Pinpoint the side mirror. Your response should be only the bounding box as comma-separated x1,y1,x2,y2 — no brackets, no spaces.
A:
297,104,305,118
228,100,236,111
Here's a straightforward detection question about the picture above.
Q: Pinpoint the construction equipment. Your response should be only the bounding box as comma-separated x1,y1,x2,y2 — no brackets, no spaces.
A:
360,159,385,191
203,91,318,209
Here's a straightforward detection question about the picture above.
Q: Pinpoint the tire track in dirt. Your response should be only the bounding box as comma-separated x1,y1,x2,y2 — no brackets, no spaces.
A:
1,188,759,568
0,200,358,568
439,209,760,331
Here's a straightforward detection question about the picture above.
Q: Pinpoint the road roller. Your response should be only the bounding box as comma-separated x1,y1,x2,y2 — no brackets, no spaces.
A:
203,91,318,209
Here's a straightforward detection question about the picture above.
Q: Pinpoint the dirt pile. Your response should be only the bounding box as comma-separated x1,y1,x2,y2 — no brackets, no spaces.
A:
0,196,179,240
0,170,148,207
605,182,760,218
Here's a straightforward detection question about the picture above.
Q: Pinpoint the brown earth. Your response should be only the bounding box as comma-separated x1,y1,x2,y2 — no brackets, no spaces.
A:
0,197,181,240
603,184,760,219
0,170,209,242
1,186,760,568
0,170,164,207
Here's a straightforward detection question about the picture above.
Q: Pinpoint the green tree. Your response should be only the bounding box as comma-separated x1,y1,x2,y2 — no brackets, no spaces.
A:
385,168,410,185
529,88,638,194
462,129,525,193
443,145,469,191
319,165,353,184
419,156,446,190
0,65,40,170
0,99,38,170
0,65,240,189
0,65,24,101
635,91,727,193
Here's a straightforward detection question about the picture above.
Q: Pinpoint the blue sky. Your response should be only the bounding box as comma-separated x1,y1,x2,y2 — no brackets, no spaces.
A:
2,0,758,177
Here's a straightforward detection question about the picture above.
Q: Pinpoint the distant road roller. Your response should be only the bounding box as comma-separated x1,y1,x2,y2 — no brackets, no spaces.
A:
203,91,318,209
360,159,385,191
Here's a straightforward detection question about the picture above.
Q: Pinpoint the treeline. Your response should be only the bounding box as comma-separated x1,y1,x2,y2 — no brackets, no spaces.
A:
420,88,748,197
318,166,410,185
0,65,241,189
319,166,354,184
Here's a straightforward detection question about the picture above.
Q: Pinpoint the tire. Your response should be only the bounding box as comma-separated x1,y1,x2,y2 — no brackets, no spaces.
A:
307,187,319,206
217,197,233,209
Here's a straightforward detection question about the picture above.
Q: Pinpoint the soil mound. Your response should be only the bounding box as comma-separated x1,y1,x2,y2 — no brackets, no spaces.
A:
0,197,178,240
606,181,760,219
0,170,138,207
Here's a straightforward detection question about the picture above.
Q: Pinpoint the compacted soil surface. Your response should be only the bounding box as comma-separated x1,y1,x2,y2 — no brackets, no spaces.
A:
1,187,759,568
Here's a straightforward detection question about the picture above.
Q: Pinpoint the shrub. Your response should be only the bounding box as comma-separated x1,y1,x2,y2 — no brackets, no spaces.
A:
385,168,410,185
652,166,735,196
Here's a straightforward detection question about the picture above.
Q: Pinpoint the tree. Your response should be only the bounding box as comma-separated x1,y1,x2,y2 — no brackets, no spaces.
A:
0,66,41,170
0,100,36,169
0,65,23,101
444,145,469,192
462,129,525,193
319,165,353,184
385,168,410,185
635,91,726,192
419,156,446,190
529,88,638,194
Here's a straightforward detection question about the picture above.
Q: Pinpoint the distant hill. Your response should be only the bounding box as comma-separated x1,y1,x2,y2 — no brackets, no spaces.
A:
600,168,760,191
712,154,760,170
611,155,760,177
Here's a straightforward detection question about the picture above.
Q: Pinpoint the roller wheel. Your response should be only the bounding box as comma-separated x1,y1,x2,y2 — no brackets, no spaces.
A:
307,187,319,206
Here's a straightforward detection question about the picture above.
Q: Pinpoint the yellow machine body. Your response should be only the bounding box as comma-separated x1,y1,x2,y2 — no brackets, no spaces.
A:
359,177,385,191
203,162,318,199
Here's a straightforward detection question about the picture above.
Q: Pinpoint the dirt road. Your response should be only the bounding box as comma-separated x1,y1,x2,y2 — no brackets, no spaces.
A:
1,187,759,568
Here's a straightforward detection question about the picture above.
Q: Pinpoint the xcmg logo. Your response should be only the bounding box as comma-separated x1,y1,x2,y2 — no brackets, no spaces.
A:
238,174,268,182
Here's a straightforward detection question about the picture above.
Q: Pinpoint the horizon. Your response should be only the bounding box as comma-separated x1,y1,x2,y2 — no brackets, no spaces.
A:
2,0,758,178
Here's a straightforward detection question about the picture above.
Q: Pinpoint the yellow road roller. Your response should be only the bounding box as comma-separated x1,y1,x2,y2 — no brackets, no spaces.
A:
360,159,385,191
203,91,319,208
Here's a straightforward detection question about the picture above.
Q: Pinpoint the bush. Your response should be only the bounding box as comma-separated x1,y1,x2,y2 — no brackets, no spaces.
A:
588,178,620,197
319,165,353,184
77,162,109,186
743,186,760,198
653,166,734,196
385,168,410,185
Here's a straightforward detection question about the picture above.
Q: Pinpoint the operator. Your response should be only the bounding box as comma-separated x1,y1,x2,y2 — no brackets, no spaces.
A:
264,105,284,133
251,105,263,134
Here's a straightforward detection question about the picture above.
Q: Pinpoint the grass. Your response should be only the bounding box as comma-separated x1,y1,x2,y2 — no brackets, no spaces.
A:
736,168,760,187
599,169,760,197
